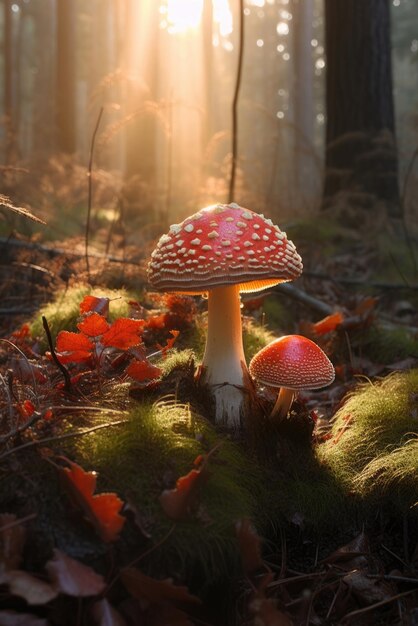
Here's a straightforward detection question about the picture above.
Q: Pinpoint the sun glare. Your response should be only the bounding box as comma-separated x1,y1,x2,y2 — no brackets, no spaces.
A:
165,0,204,33
161,0,233,37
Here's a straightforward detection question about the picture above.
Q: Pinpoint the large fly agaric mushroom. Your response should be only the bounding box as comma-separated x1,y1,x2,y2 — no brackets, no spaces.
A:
249,335,335,421
147,203,303,430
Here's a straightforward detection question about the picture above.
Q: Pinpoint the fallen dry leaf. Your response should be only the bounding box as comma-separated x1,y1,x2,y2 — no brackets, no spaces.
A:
46,549,106,597
121,567,201,607
91,598,127,626
342,569,394,605
159,455,209,521
0,514,26,571
126,359,162,382
80,295,110,317
5,570,58,605
59,459,125,542
0,611,48,626
236,518,264,575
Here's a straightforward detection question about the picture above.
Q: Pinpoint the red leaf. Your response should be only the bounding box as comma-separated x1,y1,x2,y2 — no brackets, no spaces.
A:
10,324,31,342
157,330,180,358
77,313,110,337
311,311,344,335
56,331,94,353
101,318,145,350
145,313,168,330
80,295,110,317
46,549,106,597
59,459,125,542
126,359,162,382
160,455,209,521
53,350,93,365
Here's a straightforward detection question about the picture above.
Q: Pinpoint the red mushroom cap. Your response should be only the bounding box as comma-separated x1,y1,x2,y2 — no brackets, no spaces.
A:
249,335,335,390
148,203,303,294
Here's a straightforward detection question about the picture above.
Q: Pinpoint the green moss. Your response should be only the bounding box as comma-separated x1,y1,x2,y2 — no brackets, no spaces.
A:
286,217,358,256
354,324,418,364
73,400,261,584
261,296,294,333
30,284,134,348
319,370,418,512
243,318,275,362
354,439,418,510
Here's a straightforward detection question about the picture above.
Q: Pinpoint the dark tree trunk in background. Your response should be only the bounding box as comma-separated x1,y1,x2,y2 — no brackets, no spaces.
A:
3,0,16,161
324,0,400,216
56,0,76,153
292,0,314,195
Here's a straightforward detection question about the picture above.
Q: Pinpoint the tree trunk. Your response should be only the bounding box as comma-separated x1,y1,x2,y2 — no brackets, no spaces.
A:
324,0,400,216
56,0,76,154
292,0,315,200
3,0,16,162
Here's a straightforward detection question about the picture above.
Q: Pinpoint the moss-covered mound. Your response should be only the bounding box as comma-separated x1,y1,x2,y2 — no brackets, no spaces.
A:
71,399,263,585
30,283,135,347
319,369,418,513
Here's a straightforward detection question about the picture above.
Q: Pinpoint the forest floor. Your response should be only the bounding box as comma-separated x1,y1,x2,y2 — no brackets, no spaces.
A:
0,216,417,626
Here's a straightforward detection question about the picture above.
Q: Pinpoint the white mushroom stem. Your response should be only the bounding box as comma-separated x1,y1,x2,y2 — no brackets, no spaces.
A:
270,387,295,421
200,284,250,429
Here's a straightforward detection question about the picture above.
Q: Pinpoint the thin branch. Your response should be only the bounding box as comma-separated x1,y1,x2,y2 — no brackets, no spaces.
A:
340,589,416,623
0,419,128,462
0,513,37,532
42,315,73,393
228,0,244,203
276,283,334,316
85,106,104,279
0,236,143,266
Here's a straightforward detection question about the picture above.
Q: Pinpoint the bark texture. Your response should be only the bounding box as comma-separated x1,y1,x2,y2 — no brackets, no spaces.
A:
324,0,400,215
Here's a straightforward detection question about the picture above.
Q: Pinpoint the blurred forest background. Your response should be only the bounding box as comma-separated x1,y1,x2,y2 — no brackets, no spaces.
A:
1,0,418,247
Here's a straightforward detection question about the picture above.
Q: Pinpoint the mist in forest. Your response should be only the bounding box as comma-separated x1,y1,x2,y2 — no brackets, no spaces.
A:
1,0,418,244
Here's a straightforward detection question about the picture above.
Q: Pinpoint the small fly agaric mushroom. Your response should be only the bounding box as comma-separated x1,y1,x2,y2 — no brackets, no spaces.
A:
147,203,303,430
249,335,335,421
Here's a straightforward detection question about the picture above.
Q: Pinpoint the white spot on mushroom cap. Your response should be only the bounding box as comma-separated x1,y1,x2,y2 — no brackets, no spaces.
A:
208,231,219,239
190,238,201,246
184,223,194,233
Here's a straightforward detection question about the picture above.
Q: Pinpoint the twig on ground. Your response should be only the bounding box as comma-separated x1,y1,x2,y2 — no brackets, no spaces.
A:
0,513,37,532
0,419,128,462
42,315,73,393
276,283,334,316
340,588,416,623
